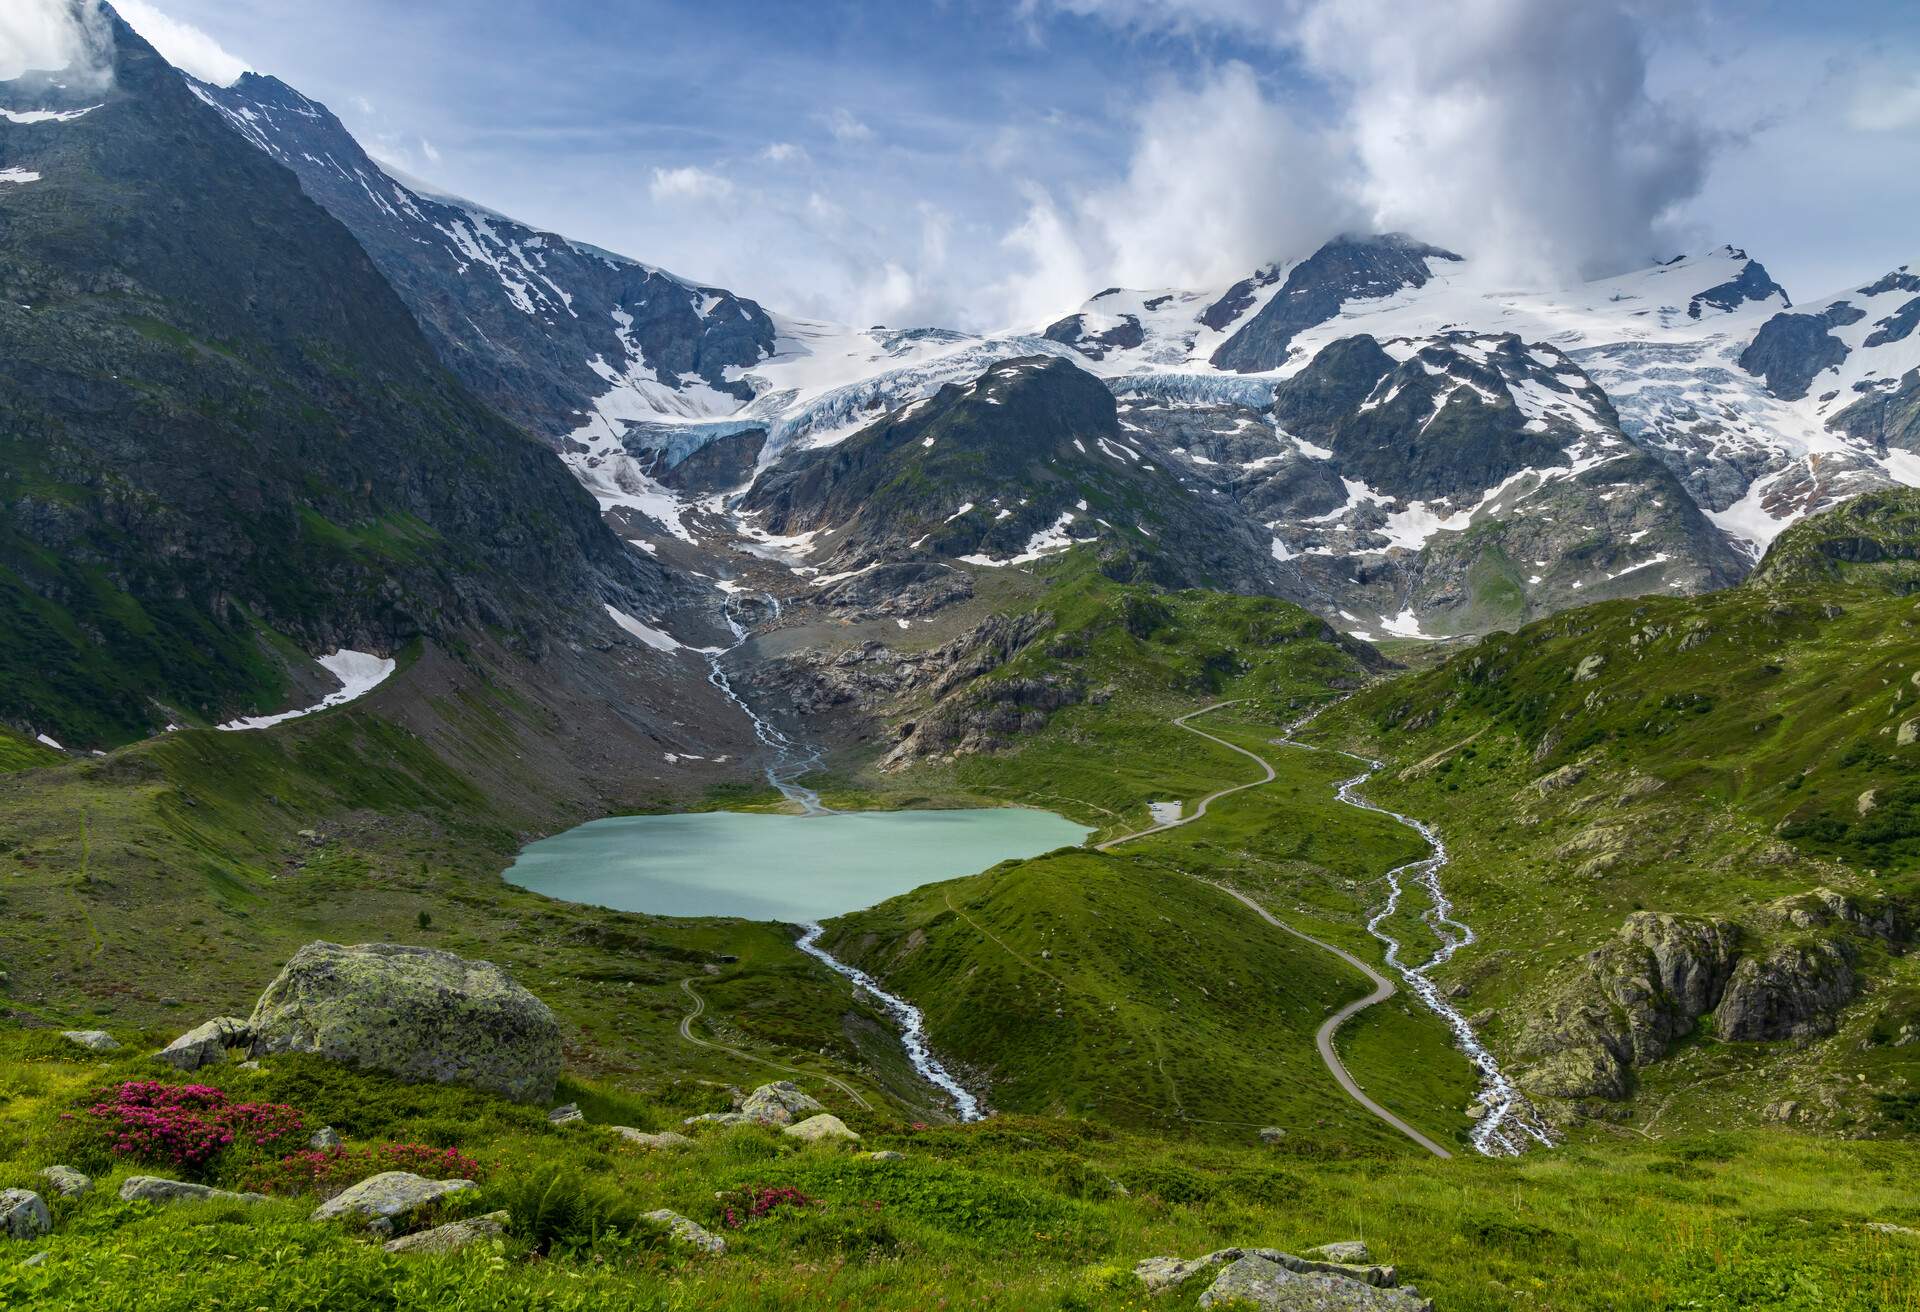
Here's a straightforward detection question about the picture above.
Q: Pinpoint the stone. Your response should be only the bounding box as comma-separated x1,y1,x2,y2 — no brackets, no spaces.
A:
60,1030,120,1052
308,1126,342,1151
863,1150,904,1162
119,1177,265,1206
612,1127,693,1150
311,1172,476,1235
1257,1126,1288,1144
1715,939,1857,1041
548,1103,584,1126
155,1017,250,1072
645,1208,726,1254
1572,653,1605,683
20,1251,47,1268
1899,718,1918,747
383,1210,509,1255
249,942,562,1102
37,1166,90,1198
0,1191,51,1241
1136,1249,1241,1294
738,1081,825,1126
1307,1242,1372,1265
783,1113,860,1144
1199,1254,1431,1310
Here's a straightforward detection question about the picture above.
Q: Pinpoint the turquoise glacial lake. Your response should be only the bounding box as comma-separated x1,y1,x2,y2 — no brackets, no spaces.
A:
503,808,1091,922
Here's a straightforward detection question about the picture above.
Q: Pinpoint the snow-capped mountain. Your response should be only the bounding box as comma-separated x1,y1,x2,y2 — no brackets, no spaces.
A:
183,62,1917,641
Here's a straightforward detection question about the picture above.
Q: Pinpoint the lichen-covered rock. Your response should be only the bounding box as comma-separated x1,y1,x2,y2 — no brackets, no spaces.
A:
0,1191,51,1241
1307,1242,1372,1265
311,1172,476,1234
645,1208,726,1254
248,942,561,1102
783,1113,860,1144
60,1030,120,1052
547,1103,584,1126
1198,1254,1431,1310
384,1210,508,1255
863,1150,904,1162
308,1126,342,1151
119,1177,265,1206
739,1081,824,1126
1715,939,1857,1041
156,1017,251,1072
612,1128,693,1150
38,1166,90,1198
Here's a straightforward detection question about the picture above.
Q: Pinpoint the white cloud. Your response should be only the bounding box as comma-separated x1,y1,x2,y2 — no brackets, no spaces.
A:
761,141,808,164
0,0,114,86
1848,66,1920,133
1027,0,1716,286
988,62,1359,327
649,165,733,202
114,0,250,86
1297,0,1710,283
826,107,874,142
421,138,441,164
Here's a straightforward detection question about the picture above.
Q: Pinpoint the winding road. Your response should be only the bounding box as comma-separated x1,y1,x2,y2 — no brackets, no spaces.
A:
1098,699,1454,1159
676,976,873,1111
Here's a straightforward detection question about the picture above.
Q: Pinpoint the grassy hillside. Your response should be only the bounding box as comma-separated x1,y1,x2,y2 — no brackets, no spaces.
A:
0,1032,1915,1310
813,568,1486,1144
1298,492,1920,1134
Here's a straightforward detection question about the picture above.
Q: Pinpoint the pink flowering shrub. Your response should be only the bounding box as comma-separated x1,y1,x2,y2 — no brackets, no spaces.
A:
84,1081,306,1174
720,1185,818,1229
239,1141,484,1199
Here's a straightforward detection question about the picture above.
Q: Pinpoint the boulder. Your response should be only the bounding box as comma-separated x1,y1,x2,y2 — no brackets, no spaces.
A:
1898,718,1917,747
20,1251,47,1268
1257,1127,1288,1145
384,1210,509,1255
547,1103,584,1126
60,1030,120,1052
248,942,561,1102
863,1150,905,1162
155,1017,250,1072
119,1177,265,1206
739,1081,824,1126
1307,1242,1372,1265
0,1191,51,1241
612,1128,693,1150
37,1166,90,1198
783,1113,860,1144
311,1172,476,1235
308,1126,342,1151
1198,1254,1431,1310
645,1208,726,1254
1715,940,1857,1041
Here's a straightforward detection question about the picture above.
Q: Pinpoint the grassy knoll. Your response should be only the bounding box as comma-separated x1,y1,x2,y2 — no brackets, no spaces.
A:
0,1033,1915,1310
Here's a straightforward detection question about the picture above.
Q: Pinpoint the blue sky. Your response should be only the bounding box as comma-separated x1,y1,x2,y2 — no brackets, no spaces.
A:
93,1,1920,328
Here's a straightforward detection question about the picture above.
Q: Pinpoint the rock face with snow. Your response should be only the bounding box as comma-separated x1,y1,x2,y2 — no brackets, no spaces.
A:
740,355,1282,595
248,942,562,1102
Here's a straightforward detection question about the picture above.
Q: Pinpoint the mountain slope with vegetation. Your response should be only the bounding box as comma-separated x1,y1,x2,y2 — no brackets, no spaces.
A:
1300,490,1920,1134
0,17,671,746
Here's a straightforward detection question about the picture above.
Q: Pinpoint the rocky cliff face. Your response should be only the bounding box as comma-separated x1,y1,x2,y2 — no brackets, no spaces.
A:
1516,889,1909,1110
186,74,776,450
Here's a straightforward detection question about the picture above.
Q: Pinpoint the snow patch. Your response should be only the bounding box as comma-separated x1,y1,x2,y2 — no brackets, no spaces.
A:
218,651,396,731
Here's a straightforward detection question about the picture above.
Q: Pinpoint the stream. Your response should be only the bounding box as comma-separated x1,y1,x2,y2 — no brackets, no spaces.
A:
1323,750,1556,1157
707,591,985,1121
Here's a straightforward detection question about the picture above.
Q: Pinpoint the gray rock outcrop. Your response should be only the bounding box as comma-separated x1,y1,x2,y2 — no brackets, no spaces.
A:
685,1080,825,1129
156,1017,251,1072
1716,940,1857,1041
783,1113,860,1143
60,1030,120,1052
249,942,562,1102
384,1210,509,1255
119,1177,265,1206
613,1128,693,1150
645,1208,726,1254
1198,1253,1431,1310
0,1191,51,1241
37,1167,90,1198
311,1172,476,1236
